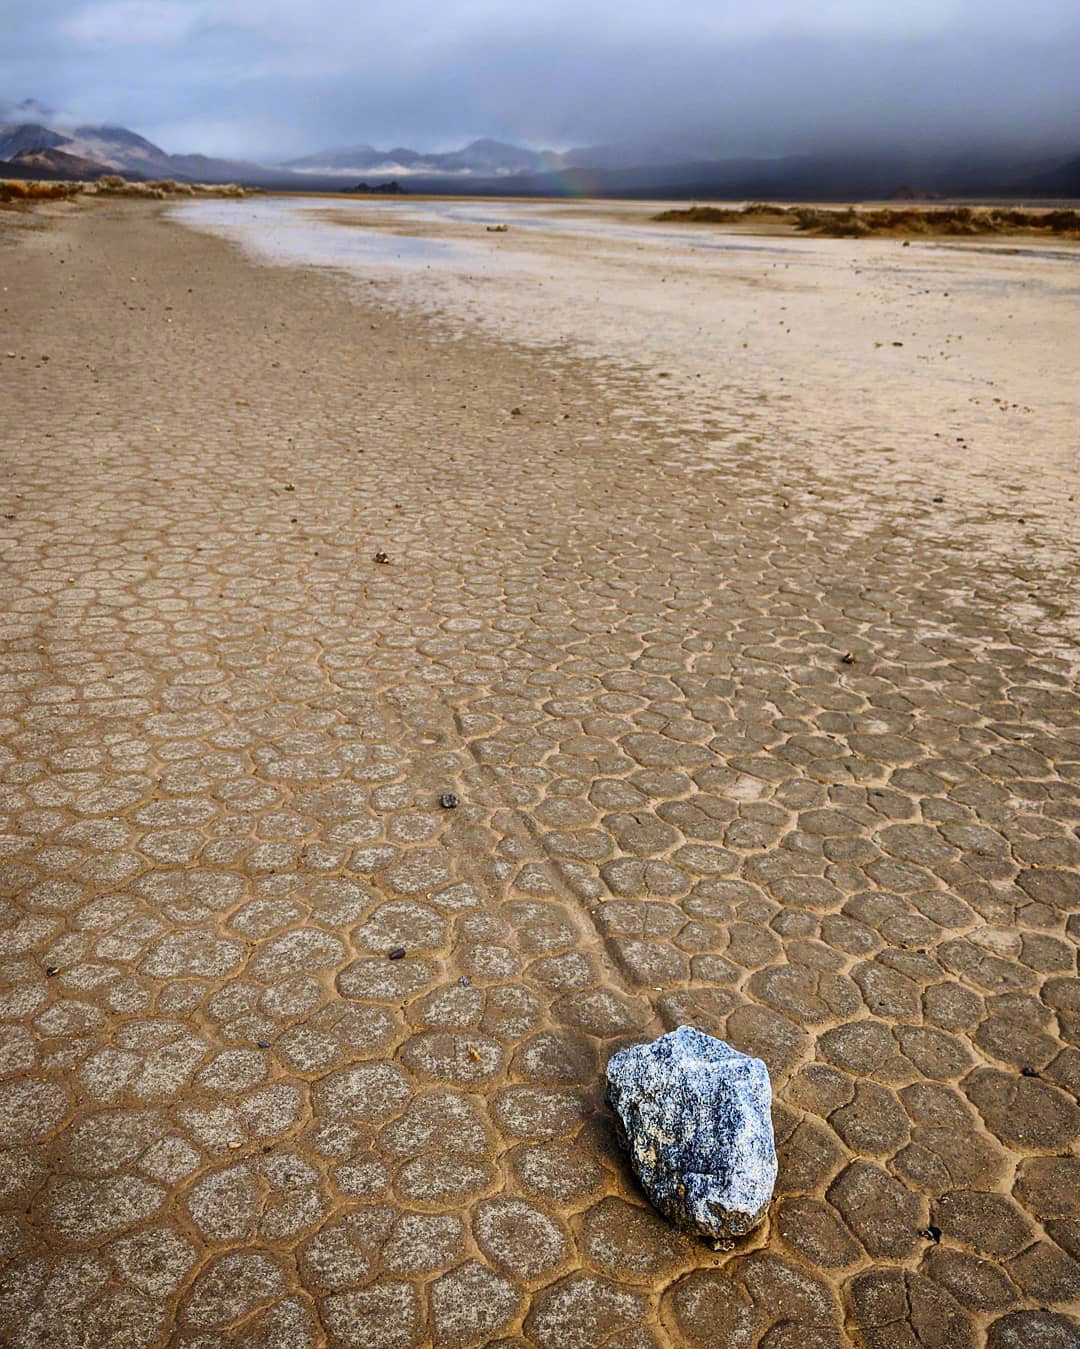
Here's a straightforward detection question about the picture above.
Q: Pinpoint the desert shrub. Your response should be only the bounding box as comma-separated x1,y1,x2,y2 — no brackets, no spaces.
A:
656,203,794,224
648,201,1080,237
1042,209,1080,233
655,206,743,222
0,179,81,202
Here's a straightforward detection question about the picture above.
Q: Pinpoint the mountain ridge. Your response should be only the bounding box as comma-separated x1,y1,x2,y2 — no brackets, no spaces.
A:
0,119,281,184
1,111,1077,199
281,137,562,175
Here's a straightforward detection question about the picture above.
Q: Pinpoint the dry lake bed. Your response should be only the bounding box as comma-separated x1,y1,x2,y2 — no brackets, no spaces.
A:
0,195,1077,1347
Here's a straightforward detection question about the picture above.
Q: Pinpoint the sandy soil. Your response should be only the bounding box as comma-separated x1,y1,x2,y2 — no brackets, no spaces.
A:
0,198,1077,1348
179,195,1080,642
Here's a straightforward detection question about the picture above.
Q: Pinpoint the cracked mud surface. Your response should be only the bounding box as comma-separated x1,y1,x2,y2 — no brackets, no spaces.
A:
0,200,1077,1347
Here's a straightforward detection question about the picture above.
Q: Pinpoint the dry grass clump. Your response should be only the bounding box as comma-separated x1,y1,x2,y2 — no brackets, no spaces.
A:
657,202,1080,238
656,203,795,224
0,179,82,203
90,177,250,199
1,176,254,207
794,205,1080,237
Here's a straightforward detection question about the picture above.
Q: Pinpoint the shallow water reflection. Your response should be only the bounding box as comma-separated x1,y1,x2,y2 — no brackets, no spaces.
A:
174,195,806,275
174,197,489,272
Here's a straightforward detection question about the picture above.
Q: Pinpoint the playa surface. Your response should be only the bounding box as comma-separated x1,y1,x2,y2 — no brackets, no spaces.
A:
0,196,1077,1347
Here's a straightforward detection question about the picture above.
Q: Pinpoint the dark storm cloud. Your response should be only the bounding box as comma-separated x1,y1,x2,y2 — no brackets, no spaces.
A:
2,0,1078,158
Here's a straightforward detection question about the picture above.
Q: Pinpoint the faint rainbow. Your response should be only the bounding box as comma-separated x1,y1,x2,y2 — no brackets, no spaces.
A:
537,164,600,199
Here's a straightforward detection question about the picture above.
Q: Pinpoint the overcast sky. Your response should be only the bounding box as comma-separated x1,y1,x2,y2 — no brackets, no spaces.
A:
3,0,1078,159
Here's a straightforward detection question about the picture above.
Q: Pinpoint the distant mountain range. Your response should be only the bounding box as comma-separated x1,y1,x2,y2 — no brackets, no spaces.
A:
1,112,1077,200
282,137,565,176
0,120,297,185
2,144,119,180
278,136,819,178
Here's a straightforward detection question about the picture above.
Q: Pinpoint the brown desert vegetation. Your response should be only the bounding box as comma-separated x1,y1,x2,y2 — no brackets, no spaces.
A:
0,178,82,202
656,201,1080,237
0,175,253,207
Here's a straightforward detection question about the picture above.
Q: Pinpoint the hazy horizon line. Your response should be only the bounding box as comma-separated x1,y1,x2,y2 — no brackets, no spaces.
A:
3,98,1077,170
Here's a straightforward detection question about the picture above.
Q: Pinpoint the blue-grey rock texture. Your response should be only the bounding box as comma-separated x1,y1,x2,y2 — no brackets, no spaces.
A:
605,1025,777,1247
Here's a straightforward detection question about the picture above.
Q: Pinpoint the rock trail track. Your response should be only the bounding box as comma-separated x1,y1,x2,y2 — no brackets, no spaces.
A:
0,201,1077,1347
